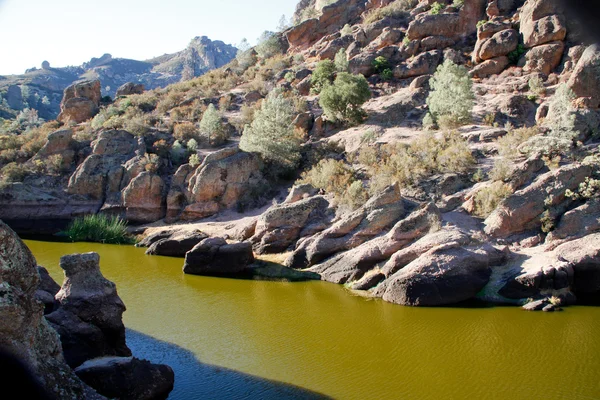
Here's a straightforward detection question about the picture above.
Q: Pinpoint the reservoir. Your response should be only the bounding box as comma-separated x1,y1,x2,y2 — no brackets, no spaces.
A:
27,240,600,400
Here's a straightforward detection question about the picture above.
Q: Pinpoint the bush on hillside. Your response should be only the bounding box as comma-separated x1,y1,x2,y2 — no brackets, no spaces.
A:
311,60,337,94
319,72,371,125
335,49,349,72
362,0,418,24
473,182,512,217
425,60,474,128
256,31,284,59
240,90,302,173
199,104,228,146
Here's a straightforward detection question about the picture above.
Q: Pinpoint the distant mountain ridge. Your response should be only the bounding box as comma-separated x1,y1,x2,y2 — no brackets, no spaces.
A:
0,36,238,120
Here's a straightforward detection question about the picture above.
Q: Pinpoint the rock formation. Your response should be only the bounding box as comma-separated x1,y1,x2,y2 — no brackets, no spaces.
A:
58,80,101,123
183,237,255,276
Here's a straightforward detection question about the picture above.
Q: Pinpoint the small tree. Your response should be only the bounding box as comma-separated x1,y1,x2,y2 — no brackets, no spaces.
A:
199,104,227,146
334,48,349,72
425,59,474,128
256,31,283,59
545,84,577,141
240,90,302,172
319,72,371,125
311,60,336,93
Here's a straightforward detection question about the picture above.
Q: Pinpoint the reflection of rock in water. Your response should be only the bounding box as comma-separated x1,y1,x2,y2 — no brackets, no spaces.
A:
126,329,332,400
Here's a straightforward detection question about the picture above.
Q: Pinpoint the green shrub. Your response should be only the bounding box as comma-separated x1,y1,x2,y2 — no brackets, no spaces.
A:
1,162,29,183
372,56,390,74
199,104,228,146
489,159,513,182
256,31,284,59
189,153,201,167
477,20,487,29
311,60,336,93
528,75,545,97
425,60,474,128
319,72,371,125
284,71,296,82
187,138,198,152
545,84,577,141
363,0,418,24
473,182,512,217
64,214,134,244
430,2,445,14
453,0,464,7
335,48,349,72
381,68,393,81
240,90,302,173
340,24,353,37
496,126,538,159
508,44,526,65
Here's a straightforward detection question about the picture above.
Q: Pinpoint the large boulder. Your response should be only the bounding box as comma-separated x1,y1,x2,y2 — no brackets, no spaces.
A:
46,253,131,368
115,82,145,97
478,29,519,60
183,237,255,276
567,44,600,109
145,231,209,257
519,41,565,75
0,221,101,399
122,172,166,223
556,233,600,295
74,356,174,400
469,56,510,78
251,195,333,254
34,129,75,167
520,0,565,48
393,50,442,79
381,244,506,306
547,198,600,242
58,80,101,123
484,164,592,238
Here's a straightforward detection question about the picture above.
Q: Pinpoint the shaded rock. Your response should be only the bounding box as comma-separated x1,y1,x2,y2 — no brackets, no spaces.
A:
555,233,600,294
183,238,254,276
520,41,565,75
420,36,455,52
244,91,263,103
293,112,315,132
34,129,75,167
0,221,101,399
296,75,312,96
567,44,600,108
35,266,60,314
249,264,321,282
381,244,505,306
522,299,548,311
349,52,377,76
145,231,208,257
75,356,174,400
547,198,600,242
123,172,165,223
461,127,508,143
484,164,592,238
252,196,333,254
479,29,519,60
46,252,131,368
136,230,173,248
499,262,574,299
115,82,145,97
393,50,442,79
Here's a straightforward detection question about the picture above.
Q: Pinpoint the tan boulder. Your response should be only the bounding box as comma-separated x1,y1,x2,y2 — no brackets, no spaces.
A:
122,172,165,223
393,50,442,79
115,82,144,97
520,41,565,75
479,29,519,60
58,80,101,123
522,14,566,48
469,56,510,78
567,44,600,108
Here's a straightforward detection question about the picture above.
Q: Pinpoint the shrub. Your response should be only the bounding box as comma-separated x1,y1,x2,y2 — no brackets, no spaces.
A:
508,44,526,65
189,153,201,167
453,0,464,7
170,140,188,164
187,138,198,152
473,182,512,217
63,214,133,244
545,84,577,141
284,71,296,82
477,20,487,29
381,68,393,81
311,60,336,93
319,72,371,125
1,162,29,183
425,60,474,128
372,56,390,74
256,31,284,59
340,180,369,210
340,24,353,37
430,2,445,14
173,122,199,142
199,104,228,146
496,126,538,159
489,158,513,182
528,75,545,97
565,177,600,200
46,154,65,175
240,90,302,172
334,48,349,72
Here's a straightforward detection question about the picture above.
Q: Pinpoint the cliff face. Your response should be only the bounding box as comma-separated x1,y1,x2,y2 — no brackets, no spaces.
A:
0,36,237,120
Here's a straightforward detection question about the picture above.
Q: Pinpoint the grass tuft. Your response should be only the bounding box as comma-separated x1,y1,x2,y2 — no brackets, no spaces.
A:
63,214,134,244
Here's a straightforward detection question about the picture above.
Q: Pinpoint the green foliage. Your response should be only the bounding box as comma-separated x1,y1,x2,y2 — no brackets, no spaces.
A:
170,140,188,164
528,75,545,97
334,49,349,73
473,182,512,217
311,60,336,93
340,24,353,37
284,71,296,82
426,60,474,127
189,153,201,167
430,2,445,14
363,0,418,24
319,72,371,125
256,31,284,59
453,0,464,7
1,162,30,183
472,168,485,183
545,84,577,141
240,90,302,172
64,214,134,244
477,20,487,29
173,122,199,142
372,56,390,74
489,158,513,182
540,210,556,233
380,68,393,81
508,44,526,65
565,177,600,200
496,126,538,159
199,104,228,146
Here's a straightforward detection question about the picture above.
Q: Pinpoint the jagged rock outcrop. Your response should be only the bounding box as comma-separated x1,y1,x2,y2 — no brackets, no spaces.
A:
183,237,255,276
74,356,175,400
251,195,334,254
46,253,131,368
567,44,600,108
0,221,103,399
484,164,592,238
115,82,145,97
33,129,75,168
58,80,101,123
286,184,405,270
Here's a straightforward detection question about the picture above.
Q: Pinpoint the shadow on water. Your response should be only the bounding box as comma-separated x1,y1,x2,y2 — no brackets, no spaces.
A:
125,329,332,400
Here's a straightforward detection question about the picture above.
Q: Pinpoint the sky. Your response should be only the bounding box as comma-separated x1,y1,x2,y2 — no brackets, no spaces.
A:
0,0,299,75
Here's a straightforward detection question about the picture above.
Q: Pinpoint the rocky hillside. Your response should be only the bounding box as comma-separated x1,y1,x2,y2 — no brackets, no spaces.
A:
0,36,237,120
0,0,598,311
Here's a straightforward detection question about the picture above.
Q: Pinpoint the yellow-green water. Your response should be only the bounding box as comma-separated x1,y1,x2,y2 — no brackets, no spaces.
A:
27,240,600,400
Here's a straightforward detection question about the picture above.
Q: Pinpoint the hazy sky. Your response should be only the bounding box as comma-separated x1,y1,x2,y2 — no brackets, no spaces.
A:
0,0,299,75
